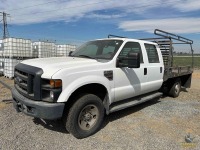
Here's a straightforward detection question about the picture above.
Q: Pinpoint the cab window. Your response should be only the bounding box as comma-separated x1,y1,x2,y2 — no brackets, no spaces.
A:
119,42,143,63
144,44,160,63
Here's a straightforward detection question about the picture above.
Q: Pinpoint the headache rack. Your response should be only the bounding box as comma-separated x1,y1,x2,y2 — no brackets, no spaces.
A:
140,29,194,81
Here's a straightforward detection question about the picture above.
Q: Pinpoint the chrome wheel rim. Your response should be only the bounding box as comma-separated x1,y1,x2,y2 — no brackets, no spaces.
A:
175,83,180,94
78,105,99,131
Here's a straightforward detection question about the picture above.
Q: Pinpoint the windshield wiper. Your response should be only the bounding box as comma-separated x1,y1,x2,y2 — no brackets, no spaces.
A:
78,55,95,59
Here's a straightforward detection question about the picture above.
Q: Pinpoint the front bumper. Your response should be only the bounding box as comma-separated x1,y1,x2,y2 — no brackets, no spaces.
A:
12,88,65,120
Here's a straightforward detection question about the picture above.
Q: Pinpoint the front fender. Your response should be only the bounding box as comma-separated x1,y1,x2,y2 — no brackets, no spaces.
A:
57,75,113,104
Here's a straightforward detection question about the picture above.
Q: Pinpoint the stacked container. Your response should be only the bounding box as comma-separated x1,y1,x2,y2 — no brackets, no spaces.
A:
0,39,3,56
3,38,32,57
56,44,76,57
0,38,77,78
3,58,22,78
0,57,4,75
0,40,4,74
56,45,69,57
68,44,76,52
2,38,32,78
0,39,3,49
32,41,56,58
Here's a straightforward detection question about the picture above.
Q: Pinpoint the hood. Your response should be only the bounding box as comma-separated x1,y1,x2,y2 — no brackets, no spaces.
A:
21,57,100,78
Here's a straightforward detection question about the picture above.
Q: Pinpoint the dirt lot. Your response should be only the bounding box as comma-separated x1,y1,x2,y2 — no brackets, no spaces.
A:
0,71,200,150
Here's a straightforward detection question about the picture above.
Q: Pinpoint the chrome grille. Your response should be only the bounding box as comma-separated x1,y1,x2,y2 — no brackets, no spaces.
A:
14,68,34,99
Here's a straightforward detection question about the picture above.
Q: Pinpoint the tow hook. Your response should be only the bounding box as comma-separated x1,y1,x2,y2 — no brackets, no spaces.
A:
13,101,21,112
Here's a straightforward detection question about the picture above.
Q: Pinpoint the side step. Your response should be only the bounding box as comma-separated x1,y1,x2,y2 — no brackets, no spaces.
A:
109,92,163,113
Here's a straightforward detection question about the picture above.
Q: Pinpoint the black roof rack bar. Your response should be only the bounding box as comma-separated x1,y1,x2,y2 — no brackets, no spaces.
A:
154,29,193,44
172,42,192,45
108,34,126,38
140,37,167,40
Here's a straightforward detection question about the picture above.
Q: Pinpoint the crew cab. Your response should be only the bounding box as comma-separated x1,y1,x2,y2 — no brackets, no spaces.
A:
12,29,193,138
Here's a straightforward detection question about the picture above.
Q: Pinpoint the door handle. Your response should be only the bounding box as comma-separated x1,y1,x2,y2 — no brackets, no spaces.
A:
144,68,147,75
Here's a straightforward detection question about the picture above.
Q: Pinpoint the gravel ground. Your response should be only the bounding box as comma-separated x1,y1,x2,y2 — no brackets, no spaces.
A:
0,71,200,150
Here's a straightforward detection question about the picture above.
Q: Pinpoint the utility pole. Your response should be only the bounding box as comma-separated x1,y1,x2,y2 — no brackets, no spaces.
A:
0,12,10,39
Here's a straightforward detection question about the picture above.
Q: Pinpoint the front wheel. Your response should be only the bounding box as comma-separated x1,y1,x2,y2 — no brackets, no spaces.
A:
64,94,105,139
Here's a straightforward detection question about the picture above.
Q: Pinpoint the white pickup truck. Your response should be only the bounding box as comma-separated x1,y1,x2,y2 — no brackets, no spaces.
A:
12,29,193,138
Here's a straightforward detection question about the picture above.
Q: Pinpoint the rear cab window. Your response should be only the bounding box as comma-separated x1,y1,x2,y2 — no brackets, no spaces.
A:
144,43,160,63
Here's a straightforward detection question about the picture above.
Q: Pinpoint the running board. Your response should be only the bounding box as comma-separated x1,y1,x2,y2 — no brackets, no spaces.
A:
109,92,163,113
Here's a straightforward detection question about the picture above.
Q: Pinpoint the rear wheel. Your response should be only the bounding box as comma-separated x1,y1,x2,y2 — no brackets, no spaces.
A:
64,94,104,139
169,79,181,98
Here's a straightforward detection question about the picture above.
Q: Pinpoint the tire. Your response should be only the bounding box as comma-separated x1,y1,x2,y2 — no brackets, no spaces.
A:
169,79,181,98
64,94,105,139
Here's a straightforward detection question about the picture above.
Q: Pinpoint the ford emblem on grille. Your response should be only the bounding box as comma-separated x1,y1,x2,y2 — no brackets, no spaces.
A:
16,77,23,83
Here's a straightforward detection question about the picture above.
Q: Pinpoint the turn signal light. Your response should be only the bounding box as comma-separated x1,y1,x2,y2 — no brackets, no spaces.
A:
50,79,62,88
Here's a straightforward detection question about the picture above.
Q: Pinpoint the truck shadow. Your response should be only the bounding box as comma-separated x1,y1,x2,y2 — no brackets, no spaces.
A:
160,87,188,98
33,118,69,134
181,87,188,92
32,98,160,134
102,98,160,129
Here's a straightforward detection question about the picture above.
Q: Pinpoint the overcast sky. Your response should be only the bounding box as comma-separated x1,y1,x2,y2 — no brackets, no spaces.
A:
0,0,200,52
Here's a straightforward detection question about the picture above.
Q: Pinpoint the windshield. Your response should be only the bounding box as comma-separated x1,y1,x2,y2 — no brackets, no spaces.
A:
71,40,123,60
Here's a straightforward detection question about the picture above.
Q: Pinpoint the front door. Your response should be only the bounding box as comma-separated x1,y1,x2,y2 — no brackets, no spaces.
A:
114,41,147,102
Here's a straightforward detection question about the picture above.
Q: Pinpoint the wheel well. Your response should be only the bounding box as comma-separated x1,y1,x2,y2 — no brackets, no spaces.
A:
164,74,192,88
161,74,192,94
64,83,108,111
161,77,180,93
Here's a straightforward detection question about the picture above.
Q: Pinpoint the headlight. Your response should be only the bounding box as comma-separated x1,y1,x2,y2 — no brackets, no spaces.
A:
41,79,62,102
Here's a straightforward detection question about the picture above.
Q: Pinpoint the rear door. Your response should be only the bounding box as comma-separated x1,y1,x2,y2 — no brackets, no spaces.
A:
143,43,164,91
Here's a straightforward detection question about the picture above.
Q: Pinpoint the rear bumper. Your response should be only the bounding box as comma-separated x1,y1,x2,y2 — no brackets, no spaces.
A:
12,88,65,120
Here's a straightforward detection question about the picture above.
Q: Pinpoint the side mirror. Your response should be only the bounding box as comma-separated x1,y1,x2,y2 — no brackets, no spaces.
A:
117,52,140,68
